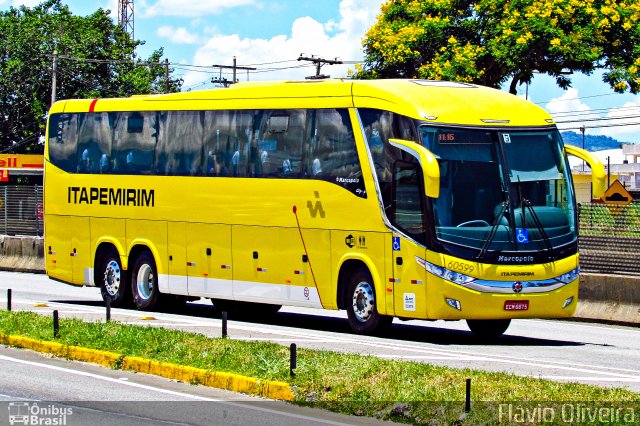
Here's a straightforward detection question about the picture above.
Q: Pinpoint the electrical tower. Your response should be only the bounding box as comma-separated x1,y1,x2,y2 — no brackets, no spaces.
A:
118,0,134,41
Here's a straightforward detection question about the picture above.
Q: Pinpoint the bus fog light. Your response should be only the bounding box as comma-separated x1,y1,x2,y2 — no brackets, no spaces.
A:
445,298,461,311
563,296,574,309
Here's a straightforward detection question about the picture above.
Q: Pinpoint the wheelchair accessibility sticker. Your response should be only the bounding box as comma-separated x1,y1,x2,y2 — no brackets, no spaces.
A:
392,237,401,251
516,228,529,244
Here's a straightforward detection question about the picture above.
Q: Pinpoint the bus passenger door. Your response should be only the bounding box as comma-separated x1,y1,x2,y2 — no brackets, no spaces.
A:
389,233,427,318
389,161,428,318
186,223,232,299
167,222,188,295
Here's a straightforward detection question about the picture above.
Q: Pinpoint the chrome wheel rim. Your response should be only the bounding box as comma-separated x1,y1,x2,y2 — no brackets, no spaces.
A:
103,260,121,297
352,281,374,322
136,263,155,301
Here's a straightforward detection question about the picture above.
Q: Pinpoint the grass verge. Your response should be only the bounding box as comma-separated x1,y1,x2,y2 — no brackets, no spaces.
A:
0,310,638,425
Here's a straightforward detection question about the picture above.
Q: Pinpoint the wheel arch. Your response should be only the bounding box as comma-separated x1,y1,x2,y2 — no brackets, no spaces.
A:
93,240,125,286
335,255,386,314
126,240,163,274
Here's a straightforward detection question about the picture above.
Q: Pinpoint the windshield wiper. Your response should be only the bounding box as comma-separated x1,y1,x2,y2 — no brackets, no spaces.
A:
522,198,556,262
477,200,508,260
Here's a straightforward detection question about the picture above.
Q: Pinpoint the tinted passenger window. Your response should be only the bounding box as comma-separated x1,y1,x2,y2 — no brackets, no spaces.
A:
47,108,365,197
112,112,157,174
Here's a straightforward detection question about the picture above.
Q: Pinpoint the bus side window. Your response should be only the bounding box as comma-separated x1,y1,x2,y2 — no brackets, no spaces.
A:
77,113,112,173
112,112,155,174
47,113,78,173
204,111,232,176
157,111,203,176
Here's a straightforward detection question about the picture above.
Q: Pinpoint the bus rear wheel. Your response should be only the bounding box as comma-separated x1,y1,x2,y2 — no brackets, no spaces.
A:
346,268,392,335
131,251,161,311
466,319,511,339
98,247,130,308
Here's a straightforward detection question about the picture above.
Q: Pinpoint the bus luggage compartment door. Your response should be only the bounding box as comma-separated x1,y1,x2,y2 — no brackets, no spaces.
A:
186,223,232,299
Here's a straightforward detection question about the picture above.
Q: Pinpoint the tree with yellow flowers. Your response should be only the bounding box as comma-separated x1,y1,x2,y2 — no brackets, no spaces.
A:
358,0,640,94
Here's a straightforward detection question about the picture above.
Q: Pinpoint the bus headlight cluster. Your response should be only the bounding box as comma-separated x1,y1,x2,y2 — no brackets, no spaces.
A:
556,267,580,284
423,260,476,286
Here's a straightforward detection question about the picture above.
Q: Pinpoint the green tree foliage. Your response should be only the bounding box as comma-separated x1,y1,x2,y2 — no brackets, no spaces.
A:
0,0,182,153
358,0,640,95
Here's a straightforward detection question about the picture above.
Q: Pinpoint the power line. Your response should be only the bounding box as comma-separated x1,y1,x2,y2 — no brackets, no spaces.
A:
555,114,640,125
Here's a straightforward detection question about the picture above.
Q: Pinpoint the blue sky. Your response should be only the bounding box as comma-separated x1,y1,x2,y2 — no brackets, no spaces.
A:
2,0,639,143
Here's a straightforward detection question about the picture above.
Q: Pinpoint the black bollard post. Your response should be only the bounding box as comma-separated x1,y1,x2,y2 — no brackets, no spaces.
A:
465,378,471,413
290,343,297,377
221,311,228,338
7,289,11,311
53,310,59,338
105,297,111,322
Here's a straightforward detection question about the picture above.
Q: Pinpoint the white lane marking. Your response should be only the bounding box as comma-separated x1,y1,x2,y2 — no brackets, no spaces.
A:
541,376,640,382
378,355,481,361
519,318,640,334
235,338,336,342
19,300,640,380
0,354,356,426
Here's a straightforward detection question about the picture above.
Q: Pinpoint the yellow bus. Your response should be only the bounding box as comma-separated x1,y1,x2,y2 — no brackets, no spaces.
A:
44,79,605,337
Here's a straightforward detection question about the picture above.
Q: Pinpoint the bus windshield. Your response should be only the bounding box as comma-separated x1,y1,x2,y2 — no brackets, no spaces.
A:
421,126,576,257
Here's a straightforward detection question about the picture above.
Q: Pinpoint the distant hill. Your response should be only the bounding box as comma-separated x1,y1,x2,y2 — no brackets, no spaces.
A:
561,131,630,152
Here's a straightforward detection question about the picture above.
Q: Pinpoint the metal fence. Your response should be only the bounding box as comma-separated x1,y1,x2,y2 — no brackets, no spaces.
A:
0,185,43,237
578,202,640,275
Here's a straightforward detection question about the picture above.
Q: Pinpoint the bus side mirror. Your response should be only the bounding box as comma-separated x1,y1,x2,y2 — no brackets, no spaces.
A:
564,144,606,199
389,138,440,198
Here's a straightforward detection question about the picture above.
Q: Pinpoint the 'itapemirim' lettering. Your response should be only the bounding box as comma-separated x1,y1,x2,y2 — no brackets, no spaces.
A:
68,187,154,207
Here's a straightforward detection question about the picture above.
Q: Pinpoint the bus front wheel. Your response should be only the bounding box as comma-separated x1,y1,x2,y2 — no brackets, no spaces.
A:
466,319,511,339
98,247,130,308
346,268,392,335
131,251,161,311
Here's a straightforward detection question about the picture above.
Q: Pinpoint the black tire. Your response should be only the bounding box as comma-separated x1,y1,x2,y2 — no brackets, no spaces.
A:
97,247,130,308
345,268,392,335
131,251,161,311
466,319,511,339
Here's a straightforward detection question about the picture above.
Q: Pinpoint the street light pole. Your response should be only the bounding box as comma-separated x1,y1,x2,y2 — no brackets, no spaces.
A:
580,125,586,172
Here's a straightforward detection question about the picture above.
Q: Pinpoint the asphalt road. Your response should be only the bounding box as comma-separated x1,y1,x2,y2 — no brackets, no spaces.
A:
1,271,639,394
0,345,392,426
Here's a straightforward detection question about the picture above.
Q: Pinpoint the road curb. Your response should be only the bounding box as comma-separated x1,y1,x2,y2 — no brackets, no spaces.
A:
0,333,294,401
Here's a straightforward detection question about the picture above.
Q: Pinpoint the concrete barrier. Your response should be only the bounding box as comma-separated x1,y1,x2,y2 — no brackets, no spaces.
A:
0,236,637,326
576,273,640,325
0,235,45,274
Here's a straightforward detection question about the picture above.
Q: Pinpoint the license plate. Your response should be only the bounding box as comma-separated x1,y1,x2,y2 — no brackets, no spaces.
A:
504,300,529,311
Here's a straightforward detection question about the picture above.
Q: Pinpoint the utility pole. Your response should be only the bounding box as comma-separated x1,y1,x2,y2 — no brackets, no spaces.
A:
580,125,586,172
164,58,169,93
51,50,58,107
211,57,256,85
297,54,342,79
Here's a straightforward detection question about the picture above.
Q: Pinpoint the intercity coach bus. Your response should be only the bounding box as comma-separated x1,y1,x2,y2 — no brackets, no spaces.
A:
44,79,605,337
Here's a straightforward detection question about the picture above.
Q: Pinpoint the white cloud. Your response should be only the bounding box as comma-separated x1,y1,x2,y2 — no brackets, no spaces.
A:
547,89,640,143
5,0,43,7
599,102,640,143
182,0,384,88
141,0,257,18
157,26,201,44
